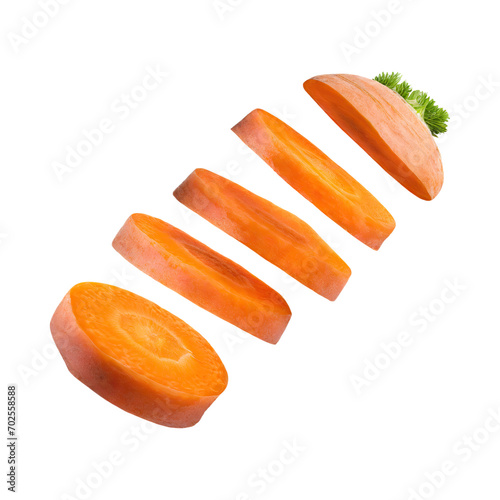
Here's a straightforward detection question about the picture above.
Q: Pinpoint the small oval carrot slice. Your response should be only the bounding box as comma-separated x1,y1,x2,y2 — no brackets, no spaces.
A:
174,168,351,301
50,282,228,428
112,214,291,344
303,74,444,200
232,109,395,250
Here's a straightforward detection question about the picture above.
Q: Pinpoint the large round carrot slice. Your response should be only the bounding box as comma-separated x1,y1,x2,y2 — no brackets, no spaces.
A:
50,282,228,428
174,169,351,301
232,109,395,250
113,214,291,344
303,74,443,200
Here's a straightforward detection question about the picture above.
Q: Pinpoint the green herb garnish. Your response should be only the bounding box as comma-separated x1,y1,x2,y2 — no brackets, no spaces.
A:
374,72,449,137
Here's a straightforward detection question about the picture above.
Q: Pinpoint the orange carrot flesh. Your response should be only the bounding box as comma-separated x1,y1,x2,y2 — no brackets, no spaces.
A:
174,168,351,301
303,74,444,200
113,214,291,344
50,282,228,428
232,109,395,250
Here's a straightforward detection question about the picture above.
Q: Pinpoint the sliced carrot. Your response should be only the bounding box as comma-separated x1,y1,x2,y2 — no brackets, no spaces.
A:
232,109,395,250
174,168,351,301
303,74,444,200
50,282,228,428
112,214,291,344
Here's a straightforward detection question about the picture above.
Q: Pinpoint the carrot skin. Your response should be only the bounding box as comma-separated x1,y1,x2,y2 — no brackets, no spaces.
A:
113,214,291,343
303,74,444,200
174,168,351,301
51,283,228,428
232,109,395,250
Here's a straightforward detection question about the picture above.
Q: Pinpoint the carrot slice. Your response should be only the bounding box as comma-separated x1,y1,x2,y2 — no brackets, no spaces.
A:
112,214,291,344
232,109,395,250
303,74,444,200
50,282,228,428
174,169,351,301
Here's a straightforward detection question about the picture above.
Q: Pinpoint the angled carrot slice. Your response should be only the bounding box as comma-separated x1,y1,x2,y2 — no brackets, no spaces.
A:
50,282,228,428
232,109,395,250
113,214,291,344
174,169,351,301
303,74,444,200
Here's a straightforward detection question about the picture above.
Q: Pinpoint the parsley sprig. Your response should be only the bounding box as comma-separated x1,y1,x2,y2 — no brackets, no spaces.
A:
374,72,449,137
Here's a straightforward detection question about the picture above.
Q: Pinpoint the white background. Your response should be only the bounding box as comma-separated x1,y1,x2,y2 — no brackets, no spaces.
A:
1,1,499,499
